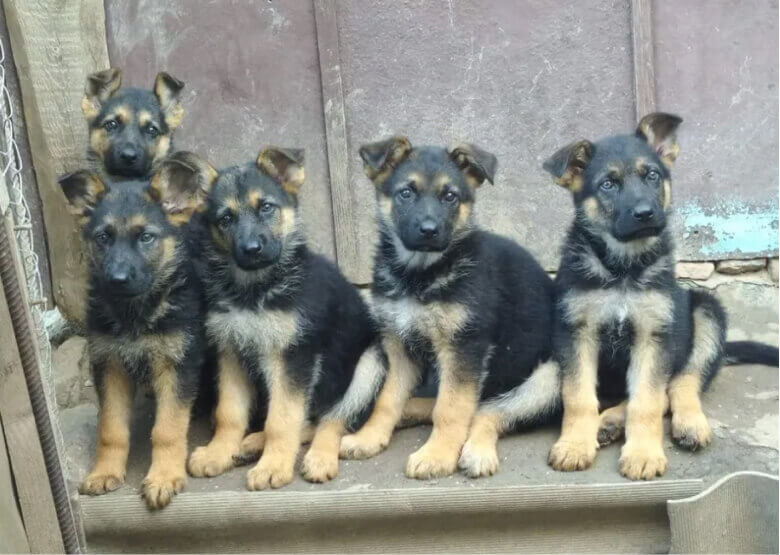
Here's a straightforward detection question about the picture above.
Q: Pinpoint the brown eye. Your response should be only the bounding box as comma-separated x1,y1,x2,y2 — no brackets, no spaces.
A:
600,179,616,191
260,201,275,214
398,187,414,200
443,190,459,203
218,213,233,228
103,119,118,131
94,231,111,245
646,169,660,183
139,232,156,244
144,124,159,138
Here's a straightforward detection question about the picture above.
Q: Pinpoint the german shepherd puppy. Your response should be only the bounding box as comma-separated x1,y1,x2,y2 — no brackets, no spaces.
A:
59,156,207,508
183,148,386,489
81,68,184,180
340,137,560,479
543,113,779,480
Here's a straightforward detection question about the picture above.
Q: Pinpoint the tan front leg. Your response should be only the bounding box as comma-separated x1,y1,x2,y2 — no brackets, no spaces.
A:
188,349,252,477
247,354,306,490
142,356,191,509
406,345,478,480
301,419,346,483
668,373,711,451
620,340,668,480
80,359,133,495
548,331,600,471
458,411,502,478
340,334,420,459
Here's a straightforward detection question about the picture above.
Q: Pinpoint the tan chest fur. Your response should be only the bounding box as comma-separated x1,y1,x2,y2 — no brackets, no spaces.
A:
373,296,468,348
206,307,300,357
562,288,673,336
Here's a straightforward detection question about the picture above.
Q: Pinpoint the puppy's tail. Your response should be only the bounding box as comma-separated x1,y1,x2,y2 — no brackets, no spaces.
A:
481,358,562,431
724,341,779,367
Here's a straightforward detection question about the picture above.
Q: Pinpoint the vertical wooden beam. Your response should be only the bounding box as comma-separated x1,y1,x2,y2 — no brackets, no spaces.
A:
630,0,656,119
0,211,64,554
2,0,111,324
313,0,370,284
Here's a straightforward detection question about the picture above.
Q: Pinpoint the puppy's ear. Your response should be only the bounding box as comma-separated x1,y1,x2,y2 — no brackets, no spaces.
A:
58,170,107,225
154,71,185,129
257,147,305,196
542,140,593,192
149,151,217,225
81,68,122,121
636,112,682,170
358,136,412,186
448,143,498,188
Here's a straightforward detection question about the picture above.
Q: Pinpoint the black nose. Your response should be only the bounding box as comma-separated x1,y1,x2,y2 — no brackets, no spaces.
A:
108,270,130,285
419,220,439,238
241,240,263,256
119,149,139,164
632,204,655,222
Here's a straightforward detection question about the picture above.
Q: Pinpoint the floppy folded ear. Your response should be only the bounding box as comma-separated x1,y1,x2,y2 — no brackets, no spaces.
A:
448,143,498,187
81,68,122,121
154,71,185,129
542,140,593,192
257,147,305,196
636,112,682,170
358,136,412,186
148,151,217,225
58,170,107,225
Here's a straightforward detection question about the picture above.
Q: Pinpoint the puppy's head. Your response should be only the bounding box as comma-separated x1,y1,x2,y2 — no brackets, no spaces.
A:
359,136,496,255
205,147,305,271
82,68,185,179
543,113,681,244
58,152,210,298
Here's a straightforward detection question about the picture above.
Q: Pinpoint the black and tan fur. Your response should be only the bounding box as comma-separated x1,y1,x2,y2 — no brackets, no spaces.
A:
544,113,778,480
182,148,386,489
340,137,561,479
82,68,185,180
59,156,208,508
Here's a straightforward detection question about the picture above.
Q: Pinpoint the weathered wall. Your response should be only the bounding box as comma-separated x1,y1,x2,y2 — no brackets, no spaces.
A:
98,0,780,276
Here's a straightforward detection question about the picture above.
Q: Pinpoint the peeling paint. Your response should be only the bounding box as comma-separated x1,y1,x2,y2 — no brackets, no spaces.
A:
677,199,779,257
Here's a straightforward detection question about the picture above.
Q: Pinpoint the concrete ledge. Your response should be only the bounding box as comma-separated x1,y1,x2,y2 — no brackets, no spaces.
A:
80,480,703,553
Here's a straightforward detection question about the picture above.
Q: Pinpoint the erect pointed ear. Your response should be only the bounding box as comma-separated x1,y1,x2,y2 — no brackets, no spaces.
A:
358,136,412,186
58,170,107,225
154,71,185,129
542,140,594,192
81,68,122,121
636,112,683,169
148,151,217,225
257,147,305,196
448,143,498,188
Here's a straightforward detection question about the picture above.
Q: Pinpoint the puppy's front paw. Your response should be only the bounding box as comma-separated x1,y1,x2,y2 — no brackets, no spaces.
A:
188,444,236,477
405,442,459,479
619,441,667,480
247,453,295,490
548,438,597,471
458,437,499,478
339,429,390,460
301,449,339,483
80,471,125,496
672,411,712,451
142,468,186,509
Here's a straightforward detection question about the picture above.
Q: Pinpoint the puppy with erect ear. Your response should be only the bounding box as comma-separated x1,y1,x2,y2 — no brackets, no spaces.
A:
341,135,560,483
543,113,777,483
82,67,186,180
58,153,212,510
257,147,305,198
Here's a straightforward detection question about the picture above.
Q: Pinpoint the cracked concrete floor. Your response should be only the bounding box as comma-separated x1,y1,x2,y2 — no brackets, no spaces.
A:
57,281,778,498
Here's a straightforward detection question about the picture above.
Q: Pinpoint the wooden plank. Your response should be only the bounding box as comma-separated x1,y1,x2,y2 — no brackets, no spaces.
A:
0,213,64,554
2,0,111,323
313,0,370,284
0,416,30,553
630,0,656,119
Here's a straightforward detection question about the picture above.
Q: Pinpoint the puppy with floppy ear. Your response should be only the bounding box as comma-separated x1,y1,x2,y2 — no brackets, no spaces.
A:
82,68,187,180
342,136,559,481
59,154,213,509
